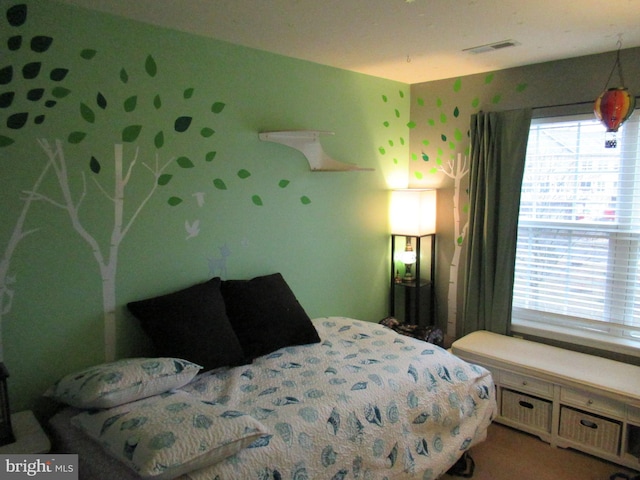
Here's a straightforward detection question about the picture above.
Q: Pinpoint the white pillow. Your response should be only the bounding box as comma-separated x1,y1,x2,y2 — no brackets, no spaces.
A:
46,358,202,408
71,391,269,480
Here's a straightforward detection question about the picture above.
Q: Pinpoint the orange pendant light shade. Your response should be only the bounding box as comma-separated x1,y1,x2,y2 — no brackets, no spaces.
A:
594,87,636,133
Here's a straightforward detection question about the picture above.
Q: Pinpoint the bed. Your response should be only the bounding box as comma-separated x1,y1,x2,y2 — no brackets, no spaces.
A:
46,274,496,480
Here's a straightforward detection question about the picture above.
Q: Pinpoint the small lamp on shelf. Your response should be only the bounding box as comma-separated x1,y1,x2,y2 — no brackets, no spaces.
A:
0,363,14,446
398,240,417,282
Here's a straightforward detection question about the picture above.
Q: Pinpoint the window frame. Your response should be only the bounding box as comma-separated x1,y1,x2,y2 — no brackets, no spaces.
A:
511,110,640,358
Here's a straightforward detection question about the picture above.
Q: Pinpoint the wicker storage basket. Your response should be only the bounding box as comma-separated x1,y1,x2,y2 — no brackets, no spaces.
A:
501,389,552,433
559,406,621,454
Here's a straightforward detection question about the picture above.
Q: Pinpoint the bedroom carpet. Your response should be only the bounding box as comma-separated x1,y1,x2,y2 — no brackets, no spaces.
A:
440,423,639,480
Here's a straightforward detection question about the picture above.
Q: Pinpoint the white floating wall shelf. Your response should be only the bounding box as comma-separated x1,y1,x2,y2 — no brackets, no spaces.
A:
259,130,374,172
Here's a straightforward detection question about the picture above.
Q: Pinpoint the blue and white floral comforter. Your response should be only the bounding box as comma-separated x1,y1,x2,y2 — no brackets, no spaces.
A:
181,317,496,480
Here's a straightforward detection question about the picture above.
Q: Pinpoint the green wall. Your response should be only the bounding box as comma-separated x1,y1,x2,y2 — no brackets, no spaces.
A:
5,0,639,417
1,0,410,414
410,47,640,339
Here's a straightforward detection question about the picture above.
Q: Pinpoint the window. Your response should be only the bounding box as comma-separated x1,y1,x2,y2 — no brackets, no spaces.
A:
511,111,640,354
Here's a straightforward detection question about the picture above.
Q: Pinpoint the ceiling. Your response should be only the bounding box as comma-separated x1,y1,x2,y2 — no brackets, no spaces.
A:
59,0,640,84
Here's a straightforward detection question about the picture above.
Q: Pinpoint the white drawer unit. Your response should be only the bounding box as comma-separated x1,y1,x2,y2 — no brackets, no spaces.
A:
501,371,554,399
452,330,640,471
561,387,625,419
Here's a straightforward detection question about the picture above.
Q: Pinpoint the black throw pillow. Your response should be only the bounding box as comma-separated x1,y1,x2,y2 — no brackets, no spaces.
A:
127,277,245,370
221,273,320,361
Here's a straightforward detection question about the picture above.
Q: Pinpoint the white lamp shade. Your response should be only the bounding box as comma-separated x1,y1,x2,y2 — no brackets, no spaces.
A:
390,189,436,236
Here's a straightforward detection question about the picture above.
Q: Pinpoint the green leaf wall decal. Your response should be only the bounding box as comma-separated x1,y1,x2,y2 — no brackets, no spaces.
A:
51,87,71,98
0,92,14,107
89,156,101,173
200,128,214,137
31,36,53,53
213,178,227,190
8,36,21,50
124,95,137,112
26,88,44,101
211,102,226,114
205,151,217,162
237,169,251,179
0,66,13,84
279,180,290,188
174,116,192,132
251,195,263,206
407,121,416,128
97,92,107,109
80,49,97,59
121,125,142,142
168,196,182,206
7,4,27,27
120,68,128,83
154,131,164,148
50,68,68,81
22,62,41,79
154,95,161,109
80,103,95,123
300,196,311,205
68,131,86,144
176,156,194,168
0,136,15,147
157,174,172,186
184,88,194,99
145,55,157,77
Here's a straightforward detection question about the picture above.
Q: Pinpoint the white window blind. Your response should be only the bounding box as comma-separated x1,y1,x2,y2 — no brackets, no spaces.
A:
512,111,640,343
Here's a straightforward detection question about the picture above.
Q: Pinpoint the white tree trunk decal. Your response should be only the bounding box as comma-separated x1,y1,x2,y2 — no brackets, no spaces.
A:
438,153,469,336
31,140,172,361
0,162,53,361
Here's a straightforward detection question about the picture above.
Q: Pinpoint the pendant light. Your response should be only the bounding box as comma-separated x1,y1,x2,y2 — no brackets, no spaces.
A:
593,40,636,148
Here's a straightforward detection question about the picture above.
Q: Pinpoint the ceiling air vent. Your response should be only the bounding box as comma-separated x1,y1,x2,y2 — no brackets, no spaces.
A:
463,40,520,55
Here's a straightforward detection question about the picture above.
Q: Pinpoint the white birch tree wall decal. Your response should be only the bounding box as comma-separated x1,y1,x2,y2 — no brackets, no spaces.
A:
1,2,73,360
442,153,469,333
32,139,173,361
417,89,470,336
0,162,52,361
26,53,226,361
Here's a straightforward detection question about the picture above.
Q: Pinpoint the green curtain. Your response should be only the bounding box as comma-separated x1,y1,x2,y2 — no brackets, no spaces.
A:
460,108,533,337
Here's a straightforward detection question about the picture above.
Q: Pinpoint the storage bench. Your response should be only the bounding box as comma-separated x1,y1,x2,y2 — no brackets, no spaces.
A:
451,330,640,470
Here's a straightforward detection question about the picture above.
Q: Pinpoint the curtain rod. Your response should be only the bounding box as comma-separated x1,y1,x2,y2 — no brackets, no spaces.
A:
533,95,640,111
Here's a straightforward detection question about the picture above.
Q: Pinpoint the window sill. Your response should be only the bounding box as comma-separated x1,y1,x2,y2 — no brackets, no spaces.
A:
511,319,640,360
